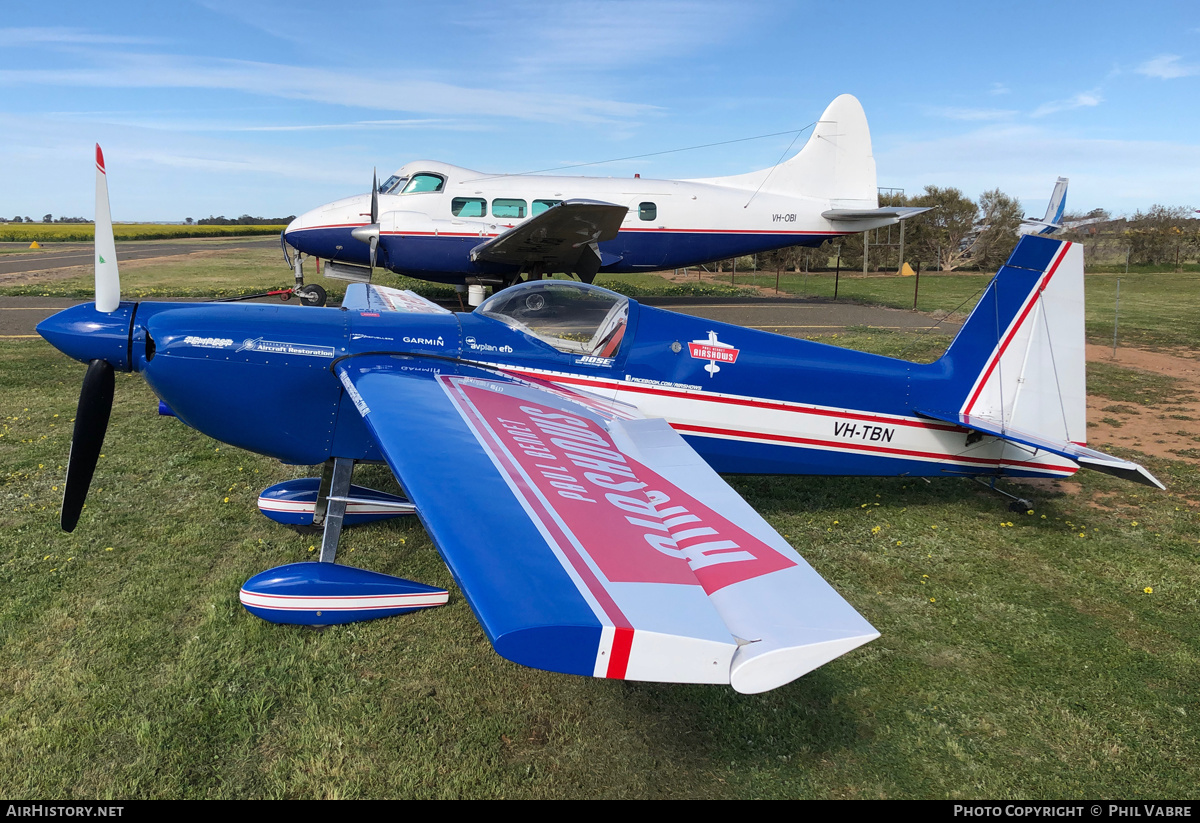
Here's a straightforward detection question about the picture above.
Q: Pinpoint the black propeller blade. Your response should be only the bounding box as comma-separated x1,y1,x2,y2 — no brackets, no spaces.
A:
61,358,115,532
351,169,383,270
369,168,379,269
371,168,379,224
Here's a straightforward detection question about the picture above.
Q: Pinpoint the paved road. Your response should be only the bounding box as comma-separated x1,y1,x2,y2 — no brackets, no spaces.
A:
0,236,280,276
0,294,960,341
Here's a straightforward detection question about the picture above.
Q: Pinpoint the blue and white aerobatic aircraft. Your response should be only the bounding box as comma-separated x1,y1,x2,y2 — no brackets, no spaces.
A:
280,94,927,297
38,147,1160,695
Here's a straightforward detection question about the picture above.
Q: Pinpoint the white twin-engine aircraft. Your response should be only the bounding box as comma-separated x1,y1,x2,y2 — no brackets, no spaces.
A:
281,94,928,296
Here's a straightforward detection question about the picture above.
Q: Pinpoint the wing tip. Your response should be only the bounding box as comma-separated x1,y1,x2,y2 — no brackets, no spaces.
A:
95,144,105,174
729,630,880,695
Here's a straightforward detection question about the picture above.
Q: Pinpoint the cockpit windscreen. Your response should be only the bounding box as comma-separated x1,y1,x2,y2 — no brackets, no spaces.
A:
477,281,629,358
379,175,409,194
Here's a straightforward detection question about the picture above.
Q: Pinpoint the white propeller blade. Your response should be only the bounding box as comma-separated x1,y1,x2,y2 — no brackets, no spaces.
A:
94,144,121,313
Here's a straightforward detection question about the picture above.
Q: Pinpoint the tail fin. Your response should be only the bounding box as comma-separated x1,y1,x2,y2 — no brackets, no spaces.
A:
688,94,878,208
945,237,1086,444
919,235,1162,488
1020,177,1069,235
1042,176,1068,225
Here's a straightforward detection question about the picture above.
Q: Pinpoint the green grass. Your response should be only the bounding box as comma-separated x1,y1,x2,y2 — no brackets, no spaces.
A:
0,245,345,301
1086,362,1197,407
755,269,1200,350
5,239,1198,351
800,326,954,364
3,337,1198,798
0,247,746,303
1081,272,1200,350
748,269,991,315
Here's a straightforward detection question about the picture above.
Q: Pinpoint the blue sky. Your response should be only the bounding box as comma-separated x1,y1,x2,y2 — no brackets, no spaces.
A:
2,0,1198,221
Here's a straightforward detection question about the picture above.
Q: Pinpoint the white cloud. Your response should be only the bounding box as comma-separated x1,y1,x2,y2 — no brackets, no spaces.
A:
928,106,1017,122
1136,54,1200,79
0,27,160,46
497,0,746,72
0,52,659,125
1031,90,1103,118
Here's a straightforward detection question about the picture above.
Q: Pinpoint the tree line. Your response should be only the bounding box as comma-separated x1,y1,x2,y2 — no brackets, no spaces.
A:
736,189,1198,274
0,214,296,226
747,186,1024,274
193,214,296,225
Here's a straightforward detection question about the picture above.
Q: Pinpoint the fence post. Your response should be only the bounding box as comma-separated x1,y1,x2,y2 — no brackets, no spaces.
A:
834,247,841,300
1112,278,1121,358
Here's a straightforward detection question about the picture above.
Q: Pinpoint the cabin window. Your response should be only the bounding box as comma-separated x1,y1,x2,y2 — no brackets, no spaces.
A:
402,173,445,194
380,175,408,194
532,199,562,216
639,202,657,221
451,197,487,218
492,198,527,219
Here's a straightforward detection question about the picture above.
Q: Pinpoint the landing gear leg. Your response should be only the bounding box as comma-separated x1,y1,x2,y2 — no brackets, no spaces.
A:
973,476,1034,513
316,457,355,563
290,254,328,308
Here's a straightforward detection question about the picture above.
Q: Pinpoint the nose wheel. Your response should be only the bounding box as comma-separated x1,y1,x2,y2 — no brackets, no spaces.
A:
294,284,326,307
284,245,328,307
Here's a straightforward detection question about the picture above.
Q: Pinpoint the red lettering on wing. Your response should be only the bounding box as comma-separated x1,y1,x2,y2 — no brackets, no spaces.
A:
457,382,794,594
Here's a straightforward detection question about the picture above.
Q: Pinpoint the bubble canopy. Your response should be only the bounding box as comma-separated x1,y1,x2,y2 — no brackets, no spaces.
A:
476,281,630,357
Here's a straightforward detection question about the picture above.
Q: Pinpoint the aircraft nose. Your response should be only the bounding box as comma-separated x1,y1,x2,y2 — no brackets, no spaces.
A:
283,206,319,250
37,302,136,371
283,195,374,264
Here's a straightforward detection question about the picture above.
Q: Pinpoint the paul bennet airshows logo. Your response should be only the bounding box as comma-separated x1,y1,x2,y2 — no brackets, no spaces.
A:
402,335,445,347
688,331,739,377
183,336,233,349
236,338,335,358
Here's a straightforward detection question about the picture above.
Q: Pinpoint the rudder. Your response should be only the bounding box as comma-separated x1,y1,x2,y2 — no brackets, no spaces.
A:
939,236,1086,446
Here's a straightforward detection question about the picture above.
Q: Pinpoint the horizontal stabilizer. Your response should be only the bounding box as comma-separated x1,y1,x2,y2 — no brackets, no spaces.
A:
822,206,932,222
915,408,1164,490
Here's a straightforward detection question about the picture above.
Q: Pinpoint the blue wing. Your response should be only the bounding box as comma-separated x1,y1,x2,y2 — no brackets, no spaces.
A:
341,283,454,314
335,356,878,693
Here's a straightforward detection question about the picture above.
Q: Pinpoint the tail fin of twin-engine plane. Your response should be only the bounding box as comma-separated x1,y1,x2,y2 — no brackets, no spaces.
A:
916,235,1163,489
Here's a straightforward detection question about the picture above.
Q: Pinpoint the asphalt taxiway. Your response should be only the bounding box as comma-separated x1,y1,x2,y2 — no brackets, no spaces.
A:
0,236,280,277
